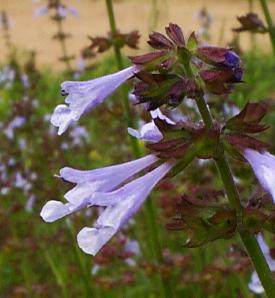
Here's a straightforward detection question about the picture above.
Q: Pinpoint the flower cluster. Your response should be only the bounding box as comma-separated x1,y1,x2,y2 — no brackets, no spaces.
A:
128,23,242,110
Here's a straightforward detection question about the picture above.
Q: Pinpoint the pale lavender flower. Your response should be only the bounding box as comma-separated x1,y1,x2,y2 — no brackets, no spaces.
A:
1,187,10,195
248,234,275,294
25,195,36,213
73,57,86,79
30,172,38,181
128,108,175,143
0,66,15,89
243,149,275,202
18,138,27,151
43,114,51,122
61,142,69,150
34,6,49,17
128,121,163,143
124,239,140,256
8,158,16,166
4,116,25,139
67,6,79,17
41,154,158,221
51,65,140,135
21,74,30,89
223,103,240,117
14,172,32,191
0,164,8,182
69,125,89,146
32,99,39,108
41,154,174,255
57,5,66,18
91,264,101,275
168,109,187,122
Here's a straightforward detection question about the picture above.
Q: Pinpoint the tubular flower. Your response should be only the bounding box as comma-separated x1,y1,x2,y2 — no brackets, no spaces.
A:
51,65,140,134
243,148,275,202
41,154,175,255
128,108,175,143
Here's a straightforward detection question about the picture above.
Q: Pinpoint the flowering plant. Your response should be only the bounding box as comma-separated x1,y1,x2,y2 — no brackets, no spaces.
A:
40,20,275,296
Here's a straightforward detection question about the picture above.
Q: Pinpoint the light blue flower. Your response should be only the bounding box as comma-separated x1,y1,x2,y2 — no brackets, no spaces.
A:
128,108,175,143
40,154,174,255
51,65,140,134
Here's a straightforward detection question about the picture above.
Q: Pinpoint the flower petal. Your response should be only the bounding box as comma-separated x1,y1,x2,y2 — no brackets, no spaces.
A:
51,104,76,135
40,200,85,222
243,149,275,202
77,161,174,255
248,271,264,294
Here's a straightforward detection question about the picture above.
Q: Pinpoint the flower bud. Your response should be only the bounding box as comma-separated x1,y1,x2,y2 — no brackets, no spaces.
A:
196,47,240,68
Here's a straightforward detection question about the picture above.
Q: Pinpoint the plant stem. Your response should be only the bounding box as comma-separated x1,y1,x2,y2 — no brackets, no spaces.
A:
259,0,275,55
196,94,275,297
105,0,140,156
56,19,72,72
105,0,173,296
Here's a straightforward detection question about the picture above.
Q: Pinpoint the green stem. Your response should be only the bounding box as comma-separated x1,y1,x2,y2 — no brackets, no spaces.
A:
259,0,275,55
105,0,173,296
196,95,275,297
105,0,140,156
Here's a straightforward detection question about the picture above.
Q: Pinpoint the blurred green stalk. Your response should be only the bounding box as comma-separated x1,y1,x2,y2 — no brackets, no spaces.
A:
259,0,275,55
196,94,275,298
66,220,95,297
105,0,173,297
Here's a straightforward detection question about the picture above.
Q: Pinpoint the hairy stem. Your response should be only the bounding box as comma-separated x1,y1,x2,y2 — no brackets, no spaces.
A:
105,0,173,296
259,0,275,55
196,94,275,297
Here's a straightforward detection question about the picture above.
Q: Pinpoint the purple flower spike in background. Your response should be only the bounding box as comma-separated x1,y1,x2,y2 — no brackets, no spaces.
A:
51,65,140,134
